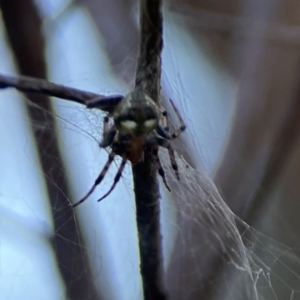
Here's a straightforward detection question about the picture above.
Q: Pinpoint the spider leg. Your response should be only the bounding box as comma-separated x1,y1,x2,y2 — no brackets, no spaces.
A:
168,99,186,139
152,146,171,191
156,107,170,139
159,108,180,180
156,124,170,139
160,107,169,131
100,115,117,148
97,157,127,202
167,148,180,180
146,136,180,181
156,137,180,180
103,115,109,134
72,151,116,207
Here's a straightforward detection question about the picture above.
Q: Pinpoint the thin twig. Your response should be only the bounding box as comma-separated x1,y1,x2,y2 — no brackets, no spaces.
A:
133,0,166,299
0,74,123,113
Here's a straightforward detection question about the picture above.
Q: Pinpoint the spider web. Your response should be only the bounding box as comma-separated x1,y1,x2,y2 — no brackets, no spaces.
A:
159,150,300,300
1,1,300,300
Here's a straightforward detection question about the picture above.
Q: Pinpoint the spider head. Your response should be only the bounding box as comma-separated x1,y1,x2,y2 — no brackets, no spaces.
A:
113,90,159,136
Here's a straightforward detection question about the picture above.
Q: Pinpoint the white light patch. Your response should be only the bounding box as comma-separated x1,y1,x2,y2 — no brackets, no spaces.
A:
121,120,137,130
144,119,156,128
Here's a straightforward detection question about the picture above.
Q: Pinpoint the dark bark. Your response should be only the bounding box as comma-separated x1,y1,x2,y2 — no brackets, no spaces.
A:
0,74,123,113
133,0,166,299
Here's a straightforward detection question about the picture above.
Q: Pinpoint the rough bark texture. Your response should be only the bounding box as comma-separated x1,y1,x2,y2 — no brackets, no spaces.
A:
133,0,166,299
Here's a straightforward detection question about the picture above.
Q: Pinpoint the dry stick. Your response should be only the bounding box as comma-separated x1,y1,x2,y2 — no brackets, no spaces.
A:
0,74,123,113
133,0,166,299
0,0,102,299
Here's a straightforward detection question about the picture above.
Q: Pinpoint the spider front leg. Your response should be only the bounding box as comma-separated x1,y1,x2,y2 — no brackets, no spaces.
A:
97,156,128,202
72,151,116,207
73,115,119,207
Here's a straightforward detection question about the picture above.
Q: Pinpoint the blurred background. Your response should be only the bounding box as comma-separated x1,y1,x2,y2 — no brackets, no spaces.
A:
1,0,300,299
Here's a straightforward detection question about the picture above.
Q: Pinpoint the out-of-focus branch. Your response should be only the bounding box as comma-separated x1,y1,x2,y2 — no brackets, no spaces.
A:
0,1,102,299
245,70,300,225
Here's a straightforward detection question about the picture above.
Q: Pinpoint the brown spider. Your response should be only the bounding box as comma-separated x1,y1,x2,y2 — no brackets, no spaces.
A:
72,90,186,207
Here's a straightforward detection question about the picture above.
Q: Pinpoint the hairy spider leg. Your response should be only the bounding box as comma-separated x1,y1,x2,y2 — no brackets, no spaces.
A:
72,151,116,207
160,108,169,132
162,109,179,176
169,99,186,139
152,146,171,191
160,104,181,180
100,116,116,148
97,157,128,202
103,115,109,132
155,136,180,180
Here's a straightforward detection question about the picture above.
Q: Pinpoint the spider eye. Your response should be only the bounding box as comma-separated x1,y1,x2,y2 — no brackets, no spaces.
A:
144,119,157,128
120,120,137,130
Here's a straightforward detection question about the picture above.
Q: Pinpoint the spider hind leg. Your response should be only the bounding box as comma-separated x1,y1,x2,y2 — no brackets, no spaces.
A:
157,137,180,180
152,147,171,191
160,105,182,180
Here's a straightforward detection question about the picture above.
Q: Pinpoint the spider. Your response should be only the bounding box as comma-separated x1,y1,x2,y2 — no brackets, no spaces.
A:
72,89,186,207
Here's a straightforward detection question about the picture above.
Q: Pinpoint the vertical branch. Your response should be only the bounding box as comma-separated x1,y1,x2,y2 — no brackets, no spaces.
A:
135,0,163,100
133,0,166,299
0,1,101,299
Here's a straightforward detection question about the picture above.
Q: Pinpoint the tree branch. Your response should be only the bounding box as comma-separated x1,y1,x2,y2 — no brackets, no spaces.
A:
0,73,123,113
133,0,166,299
